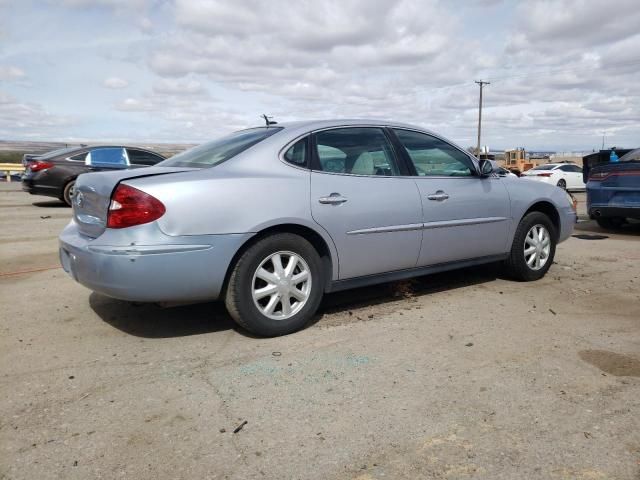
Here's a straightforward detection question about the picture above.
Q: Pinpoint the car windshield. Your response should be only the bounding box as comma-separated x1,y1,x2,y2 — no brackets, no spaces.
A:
619,148,640,162
158,127,282,168
531,165,556,170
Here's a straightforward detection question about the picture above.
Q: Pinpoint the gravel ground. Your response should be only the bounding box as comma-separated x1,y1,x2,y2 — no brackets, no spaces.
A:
1,184,639,480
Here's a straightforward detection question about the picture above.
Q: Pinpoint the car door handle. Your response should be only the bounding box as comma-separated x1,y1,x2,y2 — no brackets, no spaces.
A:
318,193,348,205
427,191,449,201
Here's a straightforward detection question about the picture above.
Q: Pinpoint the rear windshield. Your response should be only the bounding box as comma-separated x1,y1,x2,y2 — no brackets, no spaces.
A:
531,164,556,170
158,127,282,168
40,146,81,160
619,149,640,162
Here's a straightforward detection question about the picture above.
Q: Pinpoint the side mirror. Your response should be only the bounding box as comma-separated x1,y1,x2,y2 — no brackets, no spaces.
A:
478,159,494,177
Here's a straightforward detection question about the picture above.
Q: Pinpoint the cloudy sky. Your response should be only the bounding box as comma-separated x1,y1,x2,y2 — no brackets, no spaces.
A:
1,0,639,150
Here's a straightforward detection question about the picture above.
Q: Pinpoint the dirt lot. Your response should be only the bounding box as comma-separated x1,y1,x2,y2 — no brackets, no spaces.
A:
1,184,639,480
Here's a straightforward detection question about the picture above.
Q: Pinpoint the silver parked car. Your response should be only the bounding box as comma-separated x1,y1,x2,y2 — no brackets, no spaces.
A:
60,120,577,336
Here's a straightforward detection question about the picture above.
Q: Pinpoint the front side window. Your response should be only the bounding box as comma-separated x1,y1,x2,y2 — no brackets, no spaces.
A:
87,147,127,168
314,128,399,176
393,129,474,177
159,127,282,168
283,137,307,167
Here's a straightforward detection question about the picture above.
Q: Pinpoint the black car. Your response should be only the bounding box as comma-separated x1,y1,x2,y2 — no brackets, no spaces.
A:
22,146,165,206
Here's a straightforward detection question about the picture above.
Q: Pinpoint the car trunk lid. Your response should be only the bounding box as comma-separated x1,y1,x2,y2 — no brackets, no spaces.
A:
73,167,195,238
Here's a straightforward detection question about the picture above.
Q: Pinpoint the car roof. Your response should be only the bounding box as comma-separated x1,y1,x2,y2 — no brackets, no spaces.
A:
46,145,163,158
275,118,437,135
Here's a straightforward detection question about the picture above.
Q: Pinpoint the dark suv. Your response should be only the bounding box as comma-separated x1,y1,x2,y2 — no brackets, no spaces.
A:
22,146,165,206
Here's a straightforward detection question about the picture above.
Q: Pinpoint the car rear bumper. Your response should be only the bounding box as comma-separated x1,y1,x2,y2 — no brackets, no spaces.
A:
59,220,252,303
589,205,640,220
21,177,61,197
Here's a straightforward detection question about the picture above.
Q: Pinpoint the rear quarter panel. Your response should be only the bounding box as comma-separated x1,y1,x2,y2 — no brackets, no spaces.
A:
127,161,341,279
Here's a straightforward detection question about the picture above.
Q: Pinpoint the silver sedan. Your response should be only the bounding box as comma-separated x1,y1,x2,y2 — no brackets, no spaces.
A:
59,120,577,336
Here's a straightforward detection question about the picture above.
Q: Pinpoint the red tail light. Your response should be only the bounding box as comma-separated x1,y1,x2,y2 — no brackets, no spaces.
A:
107,184,165,229
536,172,553,177
29,160,54,172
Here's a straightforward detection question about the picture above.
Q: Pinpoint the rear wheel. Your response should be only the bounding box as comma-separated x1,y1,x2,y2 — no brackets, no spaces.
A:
62,180,76,207
596,217,626,230
224,233,324,337
504,212,557,281
556,179,566,189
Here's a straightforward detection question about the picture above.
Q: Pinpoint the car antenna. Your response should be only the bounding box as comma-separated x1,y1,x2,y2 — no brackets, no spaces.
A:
261,114,277,127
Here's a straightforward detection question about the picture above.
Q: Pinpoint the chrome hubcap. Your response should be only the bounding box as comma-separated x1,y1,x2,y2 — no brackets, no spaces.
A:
524,224,551,271
251,251,311,320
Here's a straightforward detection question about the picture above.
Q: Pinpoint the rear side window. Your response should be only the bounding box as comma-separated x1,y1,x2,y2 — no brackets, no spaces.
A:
283,137,307,167
314,128,400,176
127,149,164,166
393,129,474,177
159,127,282,168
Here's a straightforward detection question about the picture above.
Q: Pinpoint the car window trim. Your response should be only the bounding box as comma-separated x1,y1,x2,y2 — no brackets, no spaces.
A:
389,127,480,178
308,125,409,177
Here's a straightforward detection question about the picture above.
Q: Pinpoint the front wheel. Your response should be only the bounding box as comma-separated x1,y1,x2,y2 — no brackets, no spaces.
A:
224,233,324,337
503,212,557,281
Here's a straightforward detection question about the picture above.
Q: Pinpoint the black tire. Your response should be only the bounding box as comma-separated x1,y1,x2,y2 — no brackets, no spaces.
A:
596,217,625,230
224,233,324,337
503,212,557,281
62,180,76,207
557,179,566,189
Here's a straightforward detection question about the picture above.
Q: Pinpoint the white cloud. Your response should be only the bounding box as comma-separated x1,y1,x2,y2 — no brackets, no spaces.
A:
0,65,26,81
103,76,129,89
152,78,208,97
2,0,639,149
0,90,73,132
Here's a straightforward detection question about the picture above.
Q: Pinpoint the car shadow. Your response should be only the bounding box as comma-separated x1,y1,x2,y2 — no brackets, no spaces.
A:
89,293,237,339
575,219,640,237
90,263,502,339
318,263,501,316
32,200,68,208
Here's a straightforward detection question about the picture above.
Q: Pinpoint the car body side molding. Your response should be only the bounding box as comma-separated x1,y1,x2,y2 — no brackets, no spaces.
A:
326,253,507,293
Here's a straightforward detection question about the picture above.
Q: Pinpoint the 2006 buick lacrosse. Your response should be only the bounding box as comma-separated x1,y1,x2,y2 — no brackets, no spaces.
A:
59,119,576,336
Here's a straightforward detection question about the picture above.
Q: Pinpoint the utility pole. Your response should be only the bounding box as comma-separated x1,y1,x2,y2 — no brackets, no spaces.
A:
475,80,490,158
601,132,605,150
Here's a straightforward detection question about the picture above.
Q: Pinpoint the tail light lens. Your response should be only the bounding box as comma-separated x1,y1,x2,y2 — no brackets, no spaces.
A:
589,171,608,180
536,172,553,177
107,184,165,229
29,160,54,172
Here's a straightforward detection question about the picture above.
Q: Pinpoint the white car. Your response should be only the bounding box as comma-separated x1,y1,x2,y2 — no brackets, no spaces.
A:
521,163,585,191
